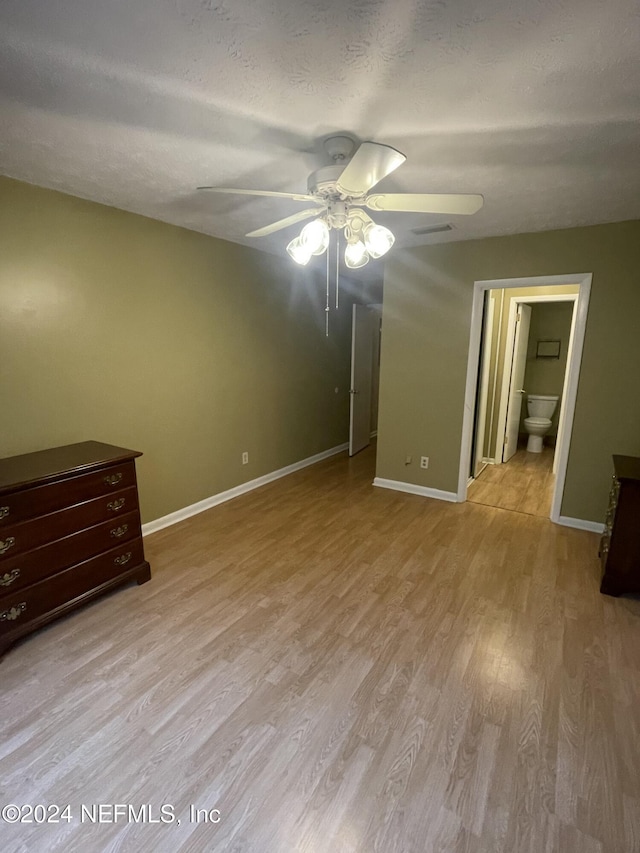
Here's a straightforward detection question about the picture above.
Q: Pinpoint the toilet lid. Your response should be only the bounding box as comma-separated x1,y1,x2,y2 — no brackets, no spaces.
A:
525,416,551,426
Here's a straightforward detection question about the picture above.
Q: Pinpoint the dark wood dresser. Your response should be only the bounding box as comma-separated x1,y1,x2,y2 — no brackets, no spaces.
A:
599,454,640,596
0,441,151,656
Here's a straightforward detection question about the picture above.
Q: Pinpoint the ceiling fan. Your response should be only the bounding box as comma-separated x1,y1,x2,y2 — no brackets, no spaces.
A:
198,136,483,269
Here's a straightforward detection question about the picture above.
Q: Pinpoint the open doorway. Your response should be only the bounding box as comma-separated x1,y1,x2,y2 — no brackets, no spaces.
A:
348,303,382,456
470,290,578,515
458,273,592,523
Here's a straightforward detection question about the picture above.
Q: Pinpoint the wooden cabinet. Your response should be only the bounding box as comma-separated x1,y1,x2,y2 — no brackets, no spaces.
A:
0,442,151,655
599,455,640,596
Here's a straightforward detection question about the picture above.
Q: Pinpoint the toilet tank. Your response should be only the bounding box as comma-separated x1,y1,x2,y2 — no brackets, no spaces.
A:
527,394,559,418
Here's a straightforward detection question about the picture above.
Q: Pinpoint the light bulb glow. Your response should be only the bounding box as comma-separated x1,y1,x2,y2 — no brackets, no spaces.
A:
300,219,330,256
344,239,369,269
286,236,312,265
363,223,395,258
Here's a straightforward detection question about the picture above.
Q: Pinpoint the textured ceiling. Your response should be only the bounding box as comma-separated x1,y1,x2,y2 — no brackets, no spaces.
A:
1,0,639,257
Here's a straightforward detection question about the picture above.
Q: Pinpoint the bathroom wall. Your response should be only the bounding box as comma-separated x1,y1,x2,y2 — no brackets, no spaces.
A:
519,301,575,438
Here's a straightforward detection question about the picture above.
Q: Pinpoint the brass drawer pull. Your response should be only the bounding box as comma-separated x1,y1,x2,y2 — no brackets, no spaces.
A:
114,552,132,566
107,498,126,512
110,524,129,539
0,506,9,520
0,536,16,555
104,472,123,487
0,569,21,587
0,602,26,622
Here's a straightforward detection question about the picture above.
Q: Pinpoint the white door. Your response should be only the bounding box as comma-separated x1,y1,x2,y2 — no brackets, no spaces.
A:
503,303,531,462
349,304,374,457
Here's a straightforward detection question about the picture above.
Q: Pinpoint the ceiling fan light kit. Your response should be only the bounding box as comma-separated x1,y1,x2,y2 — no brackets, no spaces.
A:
363,222,395,259
344,239,369,269
199,137,483,332
286,206,395,269
300,219,330,256
285,236,313,266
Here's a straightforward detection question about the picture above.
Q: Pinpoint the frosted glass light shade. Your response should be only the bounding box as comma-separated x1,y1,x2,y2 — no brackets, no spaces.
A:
300,219,330,256
286,236,312,265
363,223,395,258
344,240,369,269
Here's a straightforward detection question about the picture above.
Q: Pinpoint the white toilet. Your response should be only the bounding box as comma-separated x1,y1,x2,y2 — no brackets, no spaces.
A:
524,395,559,452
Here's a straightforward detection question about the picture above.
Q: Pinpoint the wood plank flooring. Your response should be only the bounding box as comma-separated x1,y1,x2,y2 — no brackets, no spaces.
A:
1,445,639,853
468,447,555,517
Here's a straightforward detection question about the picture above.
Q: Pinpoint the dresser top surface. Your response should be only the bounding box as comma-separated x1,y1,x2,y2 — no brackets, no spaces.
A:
0,442,142,494
613,455,640,483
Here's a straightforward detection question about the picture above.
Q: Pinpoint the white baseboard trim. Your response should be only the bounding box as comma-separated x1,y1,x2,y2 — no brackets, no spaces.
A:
373,477,458,503
142,442,349,537
556,515,605,534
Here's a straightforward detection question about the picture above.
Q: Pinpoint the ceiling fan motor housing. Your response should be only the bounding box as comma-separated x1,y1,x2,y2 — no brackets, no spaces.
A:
307,165,348,199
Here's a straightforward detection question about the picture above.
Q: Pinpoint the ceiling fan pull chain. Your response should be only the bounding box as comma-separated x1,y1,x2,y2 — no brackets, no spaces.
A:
325,233,330,337
335,231,340,310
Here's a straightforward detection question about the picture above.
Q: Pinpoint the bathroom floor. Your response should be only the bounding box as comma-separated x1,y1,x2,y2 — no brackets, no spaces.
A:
468,444,555,517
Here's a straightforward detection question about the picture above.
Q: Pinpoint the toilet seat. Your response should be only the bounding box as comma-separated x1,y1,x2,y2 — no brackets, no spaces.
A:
525,416,551,428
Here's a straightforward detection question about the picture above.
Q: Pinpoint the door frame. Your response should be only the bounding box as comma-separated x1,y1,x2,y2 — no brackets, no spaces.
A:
472,294,496,477
458,273,592,523
495,293,578,464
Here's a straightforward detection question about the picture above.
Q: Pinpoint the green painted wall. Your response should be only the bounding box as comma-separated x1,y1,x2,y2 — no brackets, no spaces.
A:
377,220,640,523
0,177,355,523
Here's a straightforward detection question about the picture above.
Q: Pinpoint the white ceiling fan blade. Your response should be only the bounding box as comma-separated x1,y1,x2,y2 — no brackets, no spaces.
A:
336,142,406,196
366,193,484,215
197,186,318,203
246,208,324,238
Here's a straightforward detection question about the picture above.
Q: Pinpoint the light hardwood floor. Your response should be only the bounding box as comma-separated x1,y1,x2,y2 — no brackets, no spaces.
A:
1,446,639,853
468,446,555,517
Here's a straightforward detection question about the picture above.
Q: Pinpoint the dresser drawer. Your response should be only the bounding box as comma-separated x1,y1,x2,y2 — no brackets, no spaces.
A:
0,461,137,527
0,510,141,592
0,538,147,638
0,487,139,559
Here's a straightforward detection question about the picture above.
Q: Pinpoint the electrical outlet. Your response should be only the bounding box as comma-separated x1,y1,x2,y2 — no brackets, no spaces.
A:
242,452,249,465
420,456,429,469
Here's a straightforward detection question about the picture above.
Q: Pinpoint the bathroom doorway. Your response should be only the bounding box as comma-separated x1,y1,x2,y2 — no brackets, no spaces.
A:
348,303,382,456
458,274,592,523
